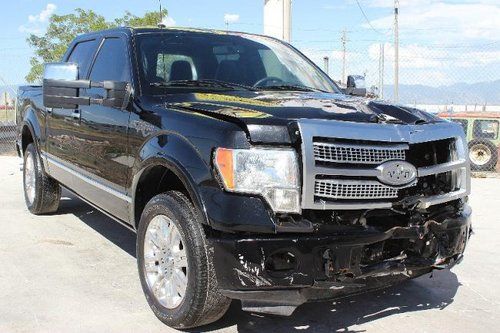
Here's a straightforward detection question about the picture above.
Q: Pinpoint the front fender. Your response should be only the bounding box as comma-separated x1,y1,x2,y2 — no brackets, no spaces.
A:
130,133,207,228
130,132,276,233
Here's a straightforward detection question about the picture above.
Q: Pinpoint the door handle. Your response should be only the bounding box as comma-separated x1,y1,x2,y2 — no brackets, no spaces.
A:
71,110,81,120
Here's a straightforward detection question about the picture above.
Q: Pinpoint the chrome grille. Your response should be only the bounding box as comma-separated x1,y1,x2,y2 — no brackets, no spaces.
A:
315,179,399,200
299,119,469,210
314,142,406,164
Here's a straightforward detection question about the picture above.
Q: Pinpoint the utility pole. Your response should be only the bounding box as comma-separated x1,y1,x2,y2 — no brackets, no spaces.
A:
341,29,348,85
378,43,385,99
394,0,400,103
323,56,330,76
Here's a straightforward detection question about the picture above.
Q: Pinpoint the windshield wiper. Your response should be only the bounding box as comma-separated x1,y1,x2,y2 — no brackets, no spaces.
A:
256,84,326,93
150,79,256,91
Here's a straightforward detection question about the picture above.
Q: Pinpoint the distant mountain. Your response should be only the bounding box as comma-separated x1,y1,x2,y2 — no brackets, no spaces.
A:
382,80,500,105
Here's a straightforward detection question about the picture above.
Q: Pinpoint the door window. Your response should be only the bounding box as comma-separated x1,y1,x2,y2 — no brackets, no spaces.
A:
67,39,98,79
89,38,131,82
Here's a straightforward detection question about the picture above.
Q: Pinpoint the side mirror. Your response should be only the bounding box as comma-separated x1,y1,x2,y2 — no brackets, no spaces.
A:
43,62,132,110
346,75,367,97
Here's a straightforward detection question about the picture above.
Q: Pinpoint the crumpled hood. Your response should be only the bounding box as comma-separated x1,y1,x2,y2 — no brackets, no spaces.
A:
151,90,440,125
139,91,442,143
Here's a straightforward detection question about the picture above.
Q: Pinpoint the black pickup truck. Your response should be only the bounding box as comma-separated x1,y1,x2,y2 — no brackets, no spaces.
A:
16,27,472,329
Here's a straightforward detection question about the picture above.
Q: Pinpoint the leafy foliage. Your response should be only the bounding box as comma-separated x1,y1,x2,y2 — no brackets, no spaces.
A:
26,9,168,83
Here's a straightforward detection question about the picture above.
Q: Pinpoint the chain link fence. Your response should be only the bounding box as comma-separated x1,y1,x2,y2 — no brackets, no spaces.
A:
0,106,16,155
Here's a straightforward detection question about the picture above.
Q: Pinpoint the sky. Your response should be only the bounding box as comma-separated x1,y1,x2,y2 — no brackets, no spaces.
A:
0,0,499,88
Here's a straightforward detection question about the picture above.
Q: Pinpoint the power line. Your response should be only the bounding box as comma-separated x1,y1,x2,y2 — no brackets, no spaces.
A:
354,0,388,36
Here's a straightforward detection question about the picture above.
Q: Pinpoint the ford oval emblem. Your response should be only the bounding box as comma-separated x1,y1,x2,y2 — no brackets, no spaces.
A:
376,161,417,186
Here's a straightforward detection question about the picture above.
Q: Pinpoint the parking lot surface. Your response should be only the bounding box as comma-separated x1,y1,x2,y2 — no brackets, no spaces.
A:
0,156,499,333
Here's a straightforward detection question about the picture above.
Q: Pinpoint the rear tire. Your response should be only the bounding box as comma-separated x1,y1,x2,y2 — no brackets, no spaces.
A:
468,140,498,171
137,191,231,329
23,143,61,214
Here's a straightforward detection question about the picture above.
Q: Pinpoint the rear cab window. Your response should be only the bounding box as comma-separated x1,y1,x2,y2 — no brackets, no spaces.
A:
156,54,197,82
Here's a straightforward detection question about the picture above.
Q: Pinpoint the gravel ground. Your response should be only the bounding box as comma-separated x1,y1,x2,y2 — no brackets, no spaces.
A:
0,156,499,333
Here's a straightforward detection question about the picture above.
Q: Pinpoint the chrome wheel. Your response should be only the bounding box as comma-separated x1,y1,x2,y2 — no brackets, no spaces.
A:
469,144,492,166
143,215,188,309
24,151,36,205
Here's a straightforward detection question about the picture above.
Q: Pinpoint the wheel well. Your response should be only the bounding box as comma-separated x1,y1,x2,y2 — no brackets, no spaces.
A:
21,125,34,154
134,165,189,228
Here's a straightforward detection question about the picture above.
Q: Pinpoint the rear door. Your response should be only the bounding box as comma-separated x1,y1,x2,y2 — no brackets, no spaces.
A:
75,35,133,222
46,38,99,183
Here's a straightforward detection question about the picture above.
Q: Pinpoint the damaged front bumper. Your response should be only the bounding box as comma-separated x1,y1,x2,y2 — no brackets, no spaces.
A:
211,205,472,316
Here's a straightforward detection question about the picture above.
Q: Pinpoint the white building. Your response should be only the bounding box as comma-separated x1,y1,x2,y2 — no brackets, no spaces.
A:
263,0,292,42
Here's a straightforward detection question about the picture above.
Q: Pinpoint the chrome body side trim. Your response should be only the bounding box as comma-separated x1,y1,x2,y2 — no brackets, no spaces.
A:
43,152,132,203
62,185,136,233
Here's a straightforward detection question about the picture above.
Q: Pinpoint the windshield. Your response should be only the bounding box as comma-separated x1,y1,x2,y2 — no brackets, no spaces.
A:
136,31,340,94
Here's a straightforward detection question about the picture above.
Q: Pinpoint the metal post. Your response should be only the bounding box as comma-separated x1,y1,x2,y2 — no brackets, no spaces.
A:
341,29,347,84
323,56,330,75
4,92,7,120
394,0,399,103
379,43,385,99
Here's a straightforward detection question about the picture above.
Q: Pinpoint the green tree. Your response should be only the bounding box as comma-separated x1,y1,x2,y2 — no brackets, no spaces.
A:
26,8,168,83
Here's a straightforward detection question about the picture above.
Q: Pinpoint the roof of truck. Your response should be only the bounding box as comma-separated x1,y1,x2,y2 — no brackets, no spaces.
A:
75,26,271,40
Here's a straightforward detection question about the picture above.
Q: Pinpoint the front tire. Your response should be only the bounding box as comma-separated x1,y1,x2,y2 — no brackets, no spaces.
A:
23,143,61,214
137,191,231,329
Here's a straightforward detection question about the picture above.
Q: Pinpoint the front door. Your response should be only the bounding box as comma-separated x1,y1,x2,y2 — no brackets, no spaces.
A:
76,35,133,222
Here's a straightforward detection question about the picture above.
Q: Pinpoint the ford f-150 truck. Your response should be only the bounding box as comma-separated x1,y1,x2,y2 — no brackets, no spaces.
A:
16,27,472,329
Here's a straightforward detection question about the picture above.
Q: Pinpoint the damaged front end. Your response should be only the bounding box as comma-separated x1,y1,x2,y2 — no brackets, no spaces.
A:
211,200,471,316
208,117,472,316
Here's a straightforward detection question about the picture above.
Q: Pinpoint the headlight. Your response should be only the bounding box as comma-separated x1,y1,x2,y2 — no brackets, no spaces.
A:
214,148,301,213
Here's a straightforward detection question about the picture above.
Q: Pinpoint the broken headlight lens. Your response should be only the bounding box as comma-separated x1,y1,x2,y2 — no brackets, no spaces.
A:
214,148,301,213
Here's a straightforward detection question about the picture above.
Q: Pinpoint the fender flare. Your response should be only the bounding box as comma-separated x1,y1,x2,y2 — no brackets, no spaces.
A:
20,106,42,154
129,133,211,229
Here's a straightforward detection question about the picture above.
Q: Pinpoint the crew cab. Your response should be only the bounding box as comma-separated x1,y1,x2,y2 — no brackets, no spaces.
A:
16,27,472,329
